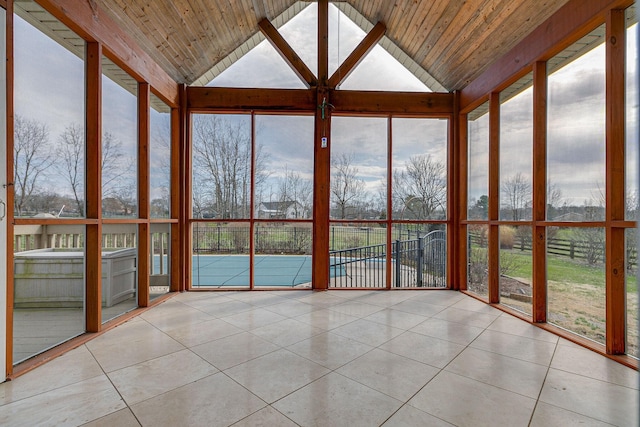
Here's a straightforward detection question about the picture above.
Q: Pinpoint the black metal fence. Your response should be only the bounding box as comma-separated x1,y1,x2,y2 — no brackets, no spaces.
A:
329,229,447,288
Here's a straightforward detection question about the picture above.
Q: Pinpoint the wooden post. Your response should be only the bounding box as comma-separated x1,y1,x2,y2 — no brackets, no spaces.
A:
605,8,626,354
532,61,547,323
488,92,500,303
85,41,102,332
138,82,150,307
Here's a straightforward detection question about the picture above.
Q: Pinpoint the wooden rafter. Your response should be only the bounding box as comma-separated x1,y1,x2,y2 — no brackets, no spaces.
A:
258,18,317,88
328,21,386,88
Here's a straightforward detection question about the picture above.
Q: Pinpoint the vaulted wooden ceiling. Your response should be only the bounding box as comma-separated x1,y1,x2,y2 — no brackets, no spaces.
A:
37,0,574,91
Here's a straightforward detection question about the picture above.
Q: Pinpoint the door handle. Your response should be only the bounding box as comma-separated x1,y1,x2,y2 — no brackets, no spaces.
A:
0,199,5,221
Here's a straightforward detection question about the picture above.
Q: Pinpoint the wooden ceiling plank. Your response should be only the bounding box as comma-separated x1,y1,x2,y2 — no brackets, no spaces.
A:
258,18,317,87
411,0,460,65
328,21,386,88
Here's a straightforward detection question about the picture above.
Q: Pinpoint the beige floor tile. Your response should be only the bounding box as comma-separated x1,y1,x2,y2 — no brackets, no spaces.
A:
331,319,406,347
163,317,244,347
382,405,455,427
445,347,548,398
356,291,419,307
379,331,465,368
487,314,559,343
294,308,360,330
0,375,125,427
273,372,403,427
131,372,265,427
364,308,429,330
410,318,484,345
191,331,280,370
337,348,440,401
529,402,614,427
451,297,502,313
287,332,374,370
86,320,185,372
388,299,446,317
297,292,351,307
550,344,639,389
196,299,255,317
263,299,318,317
224,291,290,307
410,290,466,307
432,307,499,328
225,348,330,403
139,300,214,331
328,301,385,317
221,307,288,331
0,345,103,405
409,371,536,427
231,406,298,427
108,349,218,405
82,408,141,427
539,368,639,426
470,329,557,366
251,318,326,347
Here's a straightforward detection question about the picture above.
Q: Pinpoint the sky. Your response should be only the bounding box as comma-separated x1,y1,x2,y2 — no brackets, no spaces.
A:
12,2,640,215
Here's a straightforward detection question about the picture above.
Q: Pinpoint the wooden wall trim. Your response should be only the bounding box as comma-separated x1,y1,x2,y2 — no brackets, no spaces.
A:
460,0,634,111
34,0,178,107
137,82,150,307
5,0,14,377
488,93,500,304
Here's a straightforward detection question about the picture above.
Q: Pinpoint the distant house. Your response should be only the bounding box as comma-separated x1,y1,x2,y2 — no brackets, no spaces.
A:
256,201,306,219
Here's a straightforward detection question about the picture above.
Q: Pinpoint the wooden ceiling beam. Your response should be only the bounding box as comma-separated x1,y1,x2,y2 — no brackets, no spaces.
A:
258,18,317,88
187,87,316,111
328,90,453,115
34,0,179,107
328,21,386,88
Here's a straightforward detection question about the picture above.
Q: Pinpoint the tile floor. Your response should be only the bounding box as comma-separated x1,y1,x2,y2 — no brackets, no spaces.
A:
0,290,637,426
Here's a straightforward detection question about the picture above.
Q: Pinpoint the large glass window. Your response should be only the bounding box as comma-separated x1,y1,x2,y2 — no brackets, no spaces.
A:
150,94,171,219
101,224,138,323
13,1,87,363
626,9,638,222
467,103,490,221
500,75,533,221
102,57,138,218
547,26,606,221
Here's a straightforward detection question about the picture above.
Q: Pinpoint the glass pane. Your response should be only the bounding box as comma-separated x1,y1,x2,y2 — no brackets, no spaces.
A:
254,222,312,288
500,75,533,221
13,6,85,218
150,94,171,219
192,114,252,219
331,117,387,220
329,222,387,288
280,3,317,76
192,222,250,288
547,227,605,346
102,57,138,218
150,223,171,300
255,115,314,220
392,223,447,288
101,224,138,323
547,27,606,221
627,12,638,221
13,224,85,363
468,225,489,298
468,103,490,220
499,225,532,316
392,118,448,220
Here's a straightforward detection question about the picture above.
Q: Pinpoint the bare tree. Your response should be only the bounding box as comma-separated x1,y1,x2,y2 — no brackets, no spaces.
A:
276,167,312,218
501,172,531,220
393,154,446,219
192,115,268,219
13,115,53,216
56,123,84,216
331,152,366,219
